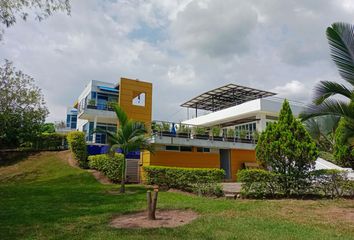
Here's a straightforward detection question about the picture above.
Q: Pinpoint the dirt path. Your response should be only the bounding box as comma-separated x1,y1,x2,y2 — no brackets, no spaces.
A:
57,151,113,185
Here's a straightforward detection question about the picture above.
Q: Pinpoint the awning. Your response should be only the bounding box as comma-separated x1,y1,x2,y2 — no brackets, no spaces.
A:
98,85,119,93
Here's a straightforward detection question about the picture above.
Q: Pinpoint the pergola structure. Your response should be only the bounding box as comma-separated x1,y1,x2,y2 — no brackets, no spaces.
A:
181,84,276,116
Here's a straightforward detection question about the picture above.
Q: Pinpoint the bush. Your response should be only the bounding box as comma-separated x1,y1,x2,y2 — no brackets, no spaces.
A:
88,153,124,182
143,166,225,192
34,133,67,150
191,182,224,197
67,131,87,168
311,169,353,198
238,169,281,198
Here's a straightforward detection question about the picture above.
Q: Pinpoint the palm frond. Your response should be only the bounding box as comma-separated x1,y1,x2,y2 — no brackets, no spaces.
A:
113,104,128,127
313,80,353,104
300,99,354,121
326,22,354,86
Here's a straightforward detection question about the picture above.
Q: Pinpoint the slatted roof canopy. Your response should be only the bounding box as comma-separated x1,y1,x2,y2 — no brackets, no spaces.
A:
181,84,277,111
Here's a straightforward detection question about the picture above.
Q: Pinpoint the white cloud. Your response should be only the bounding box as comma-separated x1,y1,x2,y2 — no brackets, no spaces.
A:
0,0,352,123
272,80,310,102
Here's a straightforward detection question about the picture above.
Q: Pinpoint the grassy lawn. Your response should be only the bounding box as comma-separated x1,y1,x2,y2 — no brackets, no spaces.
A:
1,152,354,240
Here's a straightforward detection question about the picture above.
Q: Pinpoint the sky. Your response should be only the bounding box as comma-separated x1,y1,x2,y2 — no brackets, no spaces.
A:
1,0,354,123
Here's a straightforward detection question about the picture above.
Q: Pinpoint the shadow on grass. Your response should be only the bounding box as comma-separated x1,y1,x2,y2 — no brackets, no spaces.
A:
0,173,149,226
0,150,35,167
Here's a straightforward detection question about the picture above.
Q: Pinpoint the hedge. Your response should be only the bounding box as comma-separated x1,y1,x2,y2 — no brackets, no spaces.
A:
88,153,124,182
143,166,225,192
238,169,281,198
238,168,354,198
34,133,67,150
67,131,87,168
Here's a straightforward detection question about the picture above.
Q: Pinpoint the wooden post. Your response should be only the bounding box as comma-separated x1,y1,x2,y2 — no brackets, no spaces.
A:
147,187,159,220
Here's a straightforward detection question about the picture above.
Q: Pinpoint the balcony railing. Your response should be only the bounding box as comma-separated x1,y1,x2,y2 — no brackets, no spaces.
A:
151,120,257,144
84,103,114,111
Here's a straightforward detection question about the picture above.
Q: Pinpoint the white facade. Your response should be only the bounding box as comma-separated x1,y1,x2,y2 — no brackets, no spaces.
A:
76,80,118,144
182,97,306,132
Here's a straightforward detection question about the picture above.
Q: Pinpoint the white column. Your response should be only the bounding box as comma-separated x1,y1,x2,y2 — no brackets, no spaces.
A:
256,113,267,132
92,116,97,143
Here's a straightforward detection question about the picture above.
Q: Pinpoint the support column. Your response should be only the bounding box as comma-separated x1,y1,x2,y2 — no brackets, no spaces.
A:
92,116,97,143
256,113,267,132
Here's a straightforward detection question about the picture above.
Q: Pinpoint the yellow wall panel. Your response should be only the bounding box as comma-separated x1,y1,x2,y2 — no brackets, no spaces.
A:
230,149,256,181
118,78,153,127
148,151,220,169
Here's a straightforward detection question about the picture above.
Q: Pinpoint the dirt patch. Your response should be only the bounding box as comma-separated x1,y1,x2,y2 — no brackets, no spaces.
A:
109,210,199,229
279,201,354,224
88,169,112,185
57,150,79,168
315,206,354,223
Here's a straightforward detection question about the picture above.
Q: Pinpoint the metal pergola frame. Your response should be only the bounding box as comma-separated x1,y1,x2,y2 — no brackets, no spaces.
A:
181,84,276,114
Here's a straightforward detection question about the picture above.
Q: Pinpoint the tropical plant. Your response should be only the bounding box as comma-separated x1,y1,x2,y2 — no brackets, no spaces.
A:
334,118,354,168
195,126,207,135
256,100,318,196
177,124,189,134
300,22,354,145
303,115,340,152
102,104,153,193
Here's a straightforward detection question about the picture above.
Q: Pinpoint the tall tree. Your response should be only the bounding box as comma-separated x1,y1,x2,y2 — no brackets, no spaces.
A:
301,23,354,143
0,60,48,148
0,0,70,40
104,105,153,193
256,100,318,196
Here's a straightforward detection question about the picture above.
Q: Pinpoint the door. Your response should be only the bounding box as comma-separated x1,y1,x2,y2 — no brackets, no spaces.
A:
220,149,231,180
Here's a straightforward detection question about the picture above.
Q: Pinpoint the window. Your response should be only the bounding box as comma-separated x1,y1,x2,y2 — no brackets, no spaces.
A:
166,145,179,151
197,147,210,152
180,146,192,152
234,121,257,139
132,92,146,106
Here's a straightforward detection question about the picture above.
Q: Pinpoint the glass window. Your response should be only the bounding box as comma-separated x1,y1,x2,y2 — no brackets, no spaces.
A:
166,145,179,151
180,146,192,152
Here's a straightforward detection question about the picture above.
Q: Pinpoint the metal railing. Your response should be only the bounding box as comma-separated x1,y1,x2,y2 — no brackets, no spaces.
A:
151,120,257,144
85,103,114,111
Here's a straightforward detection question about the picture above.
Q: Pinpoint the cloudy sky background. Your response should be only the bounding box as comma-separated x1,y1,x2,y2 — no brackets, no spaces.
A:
1,0,354,122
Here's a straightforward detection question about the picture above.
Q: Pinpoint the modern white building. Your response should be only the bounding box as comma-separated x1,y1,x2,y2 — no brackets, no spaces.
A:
76,80,118,144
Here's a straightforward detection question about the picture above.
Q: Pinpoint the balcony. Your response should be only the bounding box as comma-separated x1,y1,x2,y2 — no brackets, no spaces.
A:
78,103,117,123
150,121,257,150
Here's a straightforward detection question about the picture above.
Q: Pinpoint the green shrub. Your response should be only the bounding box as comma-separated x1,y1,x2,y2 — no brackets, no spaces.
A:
67,131,87,168
238,169,282,198
311,169,353,198
143,166,224,192
88,153,123,182
191,182,224,197
35,133,67,150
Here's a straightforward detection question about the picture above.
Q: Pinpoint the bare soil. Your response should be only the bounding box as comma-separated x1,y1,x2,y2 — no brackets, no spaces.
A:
88,169,112,185
109,209,199,229
57,150,78,168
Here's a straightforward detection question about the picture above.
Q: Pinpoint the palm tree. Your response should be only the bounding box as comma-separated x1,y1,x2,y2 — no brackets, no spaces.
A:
104,104,153,193
303,115,340,152
301,22,354,143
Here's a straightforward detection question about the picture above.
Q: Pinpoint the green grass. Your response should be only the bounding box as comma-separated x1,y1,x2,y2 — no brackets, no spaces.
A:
1,151,354,240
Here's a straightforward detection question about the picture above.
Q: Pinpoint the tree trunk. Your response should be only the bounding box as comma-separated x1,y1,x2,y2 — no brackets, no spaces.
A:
147,189,158,220
120,155,126,193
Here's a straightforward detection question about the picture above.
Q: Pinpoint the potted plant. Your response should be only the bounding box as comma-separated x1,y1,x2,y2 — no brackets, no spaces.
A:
88,99,96,108
240,129,249,143
107,101,116,110
161,122,171,136
194,126,208,139
211,126,223,141
227,128,235,142
177,124,189,138
252,130,260,142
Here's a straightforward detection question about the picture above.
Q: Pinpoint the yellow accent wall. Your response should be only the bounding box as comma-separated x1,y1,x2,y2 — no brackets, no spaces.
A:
230,149,256,181
148,151,220,168
118,77,152,126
